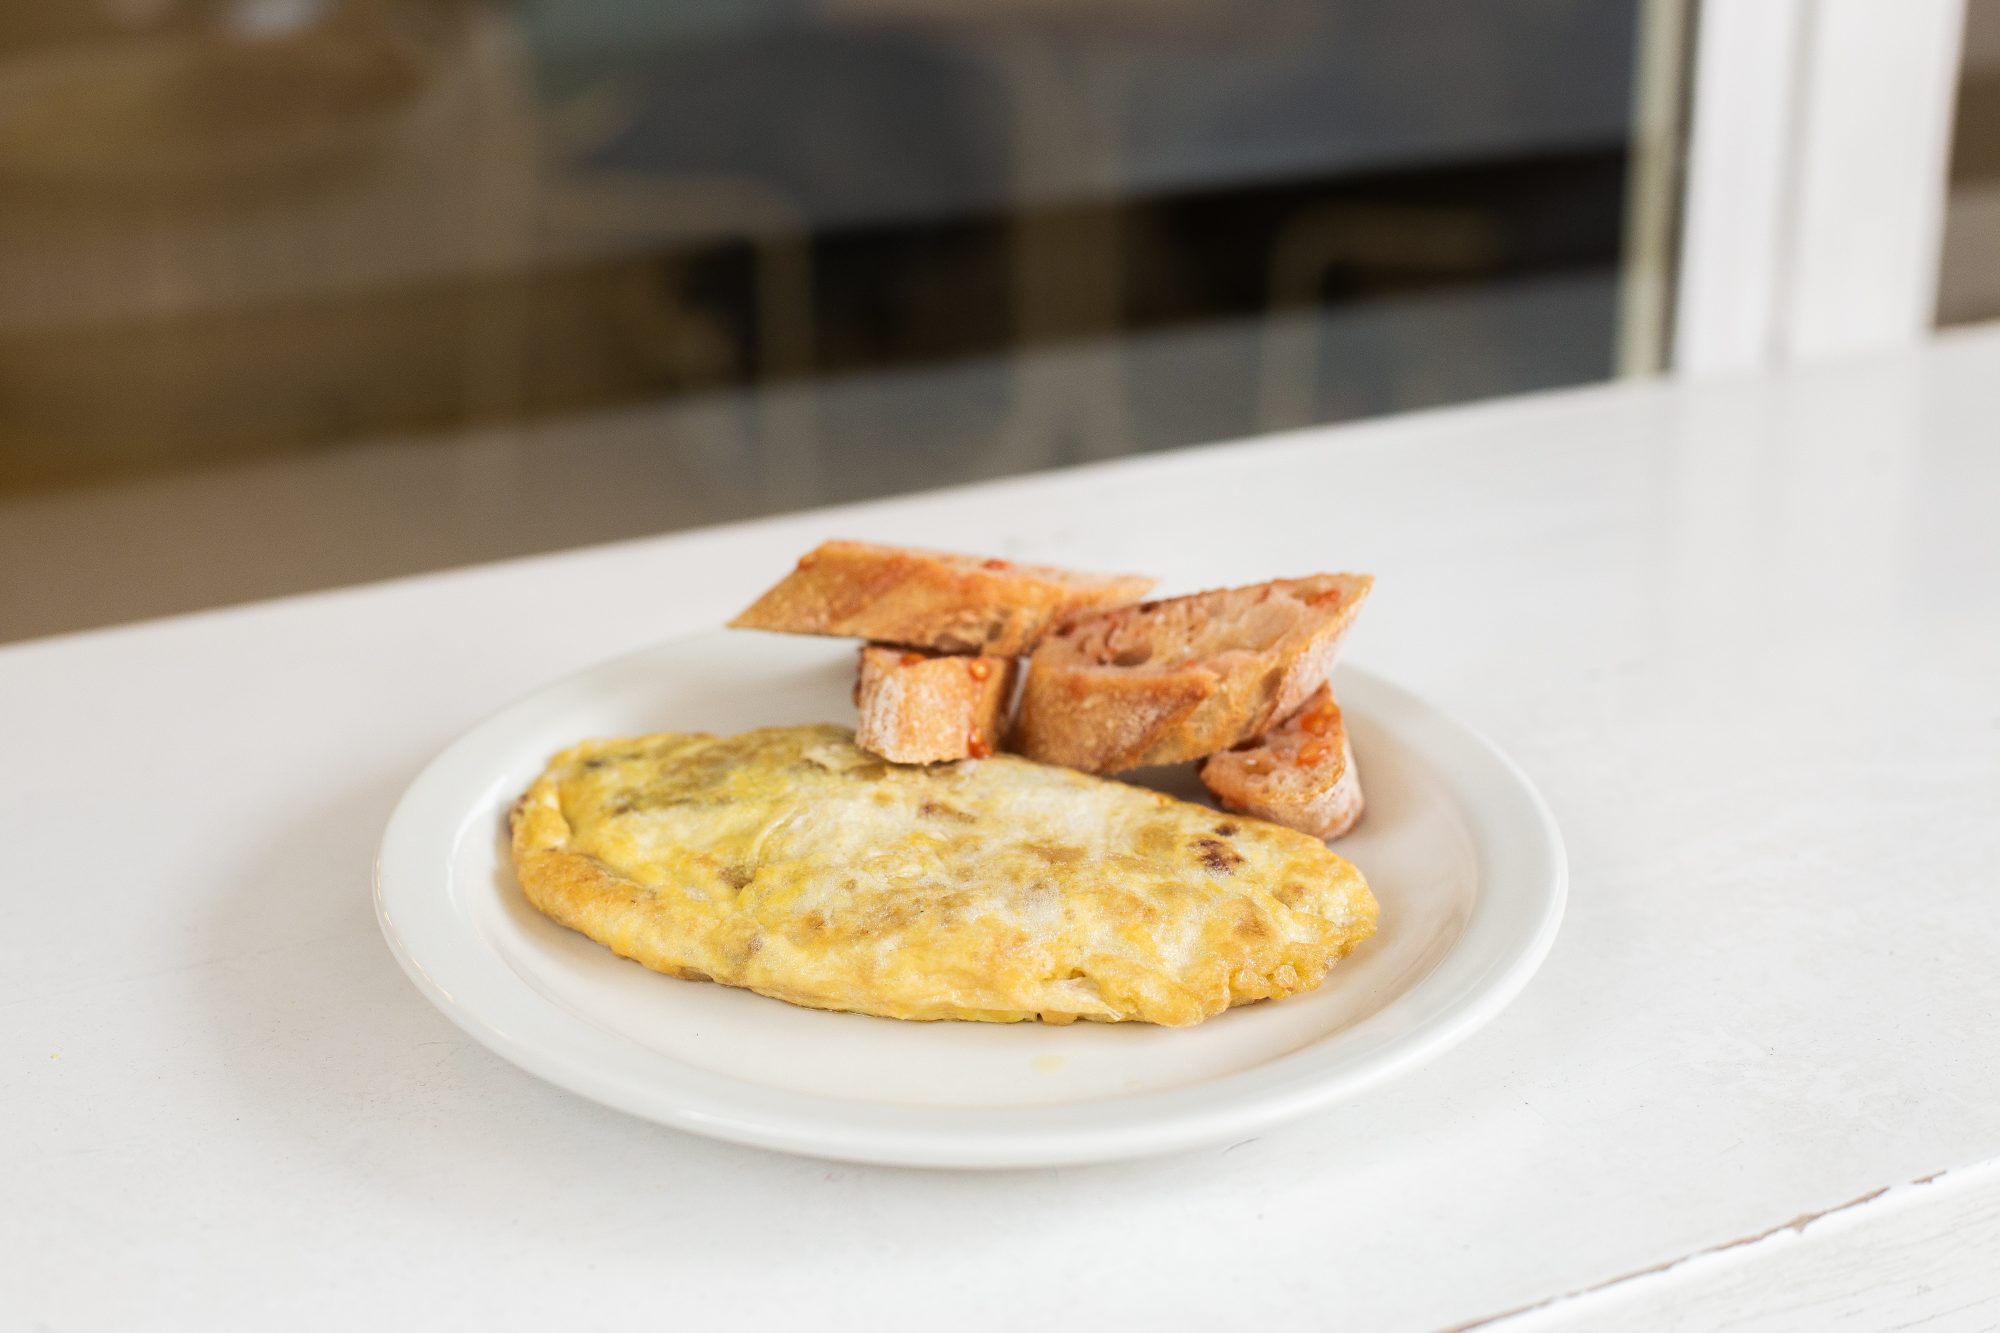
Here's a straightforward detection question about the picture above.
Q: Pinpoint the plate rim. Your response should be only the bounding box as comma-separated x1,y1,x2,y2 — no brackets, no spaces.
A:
375,635,1566,1168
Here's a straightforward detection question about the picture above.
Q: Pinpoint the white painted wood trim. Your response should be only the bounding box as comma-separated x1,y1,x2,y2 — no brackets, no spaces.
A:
1457,1157,2000,1332
1671,0,1807,375
1782,0,1969,362
1672,0,1968,373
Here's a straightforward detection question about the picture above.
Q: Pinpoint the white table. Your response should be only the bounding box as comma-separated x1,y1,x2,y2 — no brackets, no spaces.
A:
7,328,1999,1331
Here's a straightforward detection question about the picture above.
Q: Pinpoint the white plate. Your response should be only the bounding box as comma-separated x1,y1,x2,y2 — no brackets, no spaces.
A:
375,633,1565,1168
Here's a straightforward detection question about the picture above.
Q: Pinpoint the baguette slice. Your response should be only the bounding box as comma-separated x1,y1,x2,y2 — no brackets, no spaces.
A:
1013,573,1372,772
854,646,1020,765
730,540,1156,655
1200,684,1363,838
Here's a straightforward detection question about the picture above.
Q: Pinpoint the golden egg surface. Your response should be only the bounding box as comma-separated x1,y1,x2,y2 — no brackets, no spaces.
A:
510,724,1377,1026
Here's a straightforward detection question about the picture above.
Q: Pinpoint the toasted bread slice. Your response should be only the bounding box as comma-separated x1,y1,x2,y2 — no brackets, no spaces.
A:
854,646,1020,765
1012,573,1372,772
729,541,1156,655
1200,684,1363,838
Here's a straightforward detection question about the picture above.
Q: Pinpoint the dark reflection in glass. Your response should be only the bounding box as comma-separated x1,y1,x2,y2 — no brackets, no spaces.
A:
0,0,1656,640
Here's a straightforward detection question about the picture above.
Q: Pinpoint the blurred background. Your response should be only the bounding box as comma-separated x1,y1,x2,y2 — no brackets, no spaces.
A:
0,0,1991,642
1945,0,2000,324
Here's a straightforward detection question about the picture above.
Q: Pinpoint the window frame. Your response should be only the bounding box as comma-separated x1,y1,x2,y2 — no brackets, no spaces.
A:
1673,0,1969,373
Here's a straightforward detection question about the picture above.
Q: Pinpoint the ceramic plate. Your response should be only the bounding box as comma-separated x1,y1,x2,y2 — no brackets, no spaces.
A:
375,632,1564,1168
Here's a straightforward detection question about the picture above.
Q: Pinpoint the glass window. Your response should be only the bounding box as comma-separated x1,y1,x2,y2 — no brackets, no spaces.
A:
0,0,1684,641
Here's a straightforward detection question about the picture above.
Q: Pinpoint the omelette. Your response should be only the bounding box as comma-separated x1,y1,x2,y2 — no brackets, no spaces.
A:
510,724,1377,1026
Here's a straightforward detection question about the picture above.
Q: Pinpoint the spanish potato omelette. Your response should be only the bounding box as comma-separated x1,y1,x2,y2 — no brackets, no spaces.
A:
510,724,1377,1026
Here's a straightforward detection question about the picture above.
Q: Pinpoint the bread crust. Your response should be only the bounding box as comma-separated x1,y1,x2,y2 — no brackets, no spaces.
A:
1012,573,1372,772
1200,684,1364,838
729,540,1155,655
854,646,1019,764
